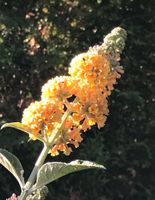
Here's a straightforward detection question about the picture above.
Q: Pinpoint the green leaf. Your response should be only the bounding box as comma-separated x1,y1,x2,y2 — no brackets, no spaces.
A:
32,160,105,191
1,122,32,135
0,149,25,189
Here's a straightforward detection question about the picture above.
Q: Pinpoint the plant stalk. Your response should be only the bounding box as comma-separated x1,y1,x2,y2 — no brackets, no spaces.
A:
19,144,50,200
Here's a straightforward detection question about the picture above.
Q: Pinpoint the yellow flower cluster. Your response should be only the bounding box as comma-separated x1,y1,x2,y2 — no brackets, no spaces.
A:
22,40,124,156
69,52,110,85
21,100,64,141
41,76,78,102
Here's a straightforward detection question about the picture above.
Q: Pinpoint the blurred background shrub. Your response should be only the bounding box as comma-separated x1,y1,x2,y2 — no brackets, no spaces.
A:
0,0,155,199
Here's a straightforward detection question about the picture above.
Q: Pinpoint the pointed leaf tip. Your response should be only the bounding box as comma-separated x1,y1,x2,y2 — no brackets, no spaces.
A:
1,122,32,135
70,160,106,169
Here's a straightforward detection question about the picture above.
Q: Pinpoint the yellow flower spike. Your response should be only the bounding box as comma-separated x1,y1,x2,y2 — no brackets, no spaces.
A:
20,28,126,157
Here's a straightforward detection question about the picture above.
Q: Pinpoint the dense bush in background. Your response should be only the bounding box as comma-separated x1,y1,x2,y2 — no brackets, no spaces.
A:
0,0,155,199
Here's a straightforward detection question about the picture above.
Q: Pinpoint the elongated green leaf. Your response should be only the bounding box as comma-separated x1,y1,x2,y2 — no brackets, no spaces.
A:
0,149,25,189
32,160,105,191
1,122,32,135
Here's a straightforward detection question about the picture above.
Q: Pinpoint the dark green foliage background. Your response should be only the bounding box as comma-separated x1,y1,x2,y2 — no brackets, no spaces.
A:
0,0,155,199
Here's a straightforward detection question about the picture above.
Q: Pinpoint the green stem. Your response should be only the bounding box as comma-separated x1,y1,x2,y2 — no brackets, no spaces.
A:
19,144,50,200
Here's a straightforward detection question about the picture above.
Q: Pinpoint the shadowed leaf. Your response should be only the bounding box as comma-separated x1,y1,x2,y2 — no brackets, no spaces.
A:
0,149,25,189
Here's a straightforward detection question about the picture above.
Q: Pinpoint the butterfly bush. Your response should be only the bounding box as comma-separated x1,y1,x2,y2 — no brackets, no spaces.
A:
1,27,127,200
21,27,127,156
